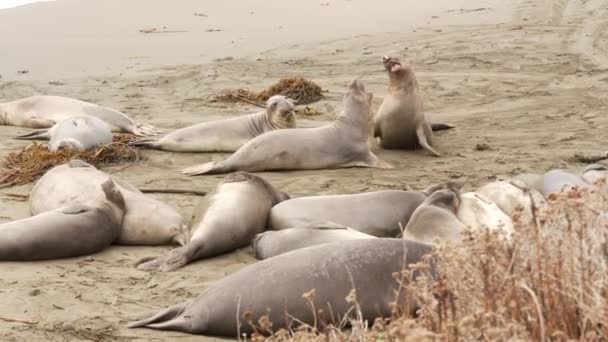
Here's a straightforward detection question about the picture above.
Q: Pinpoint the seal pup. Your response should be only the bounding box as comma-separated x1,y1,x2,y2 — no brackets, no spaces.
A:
477,179,547,223
127,238,433,337
132,95,296,152
456,192,514,236
0,179,125,261
0,95,161,136
253,222,376,260
373,56,440,156
181,80,392,175
581,164,608,191
15,116,113,152
29,160,187,246
136,172,289,272
541,169,594,196
403,187,466,244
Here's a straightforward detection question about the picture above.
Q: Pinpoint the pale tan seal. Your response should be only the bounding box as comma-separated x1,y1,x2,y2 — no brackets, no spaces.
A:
252,223,377,260
0,95,161,136
582,164,608,191
181,80,392,175
373,56,440,156
132,95,295,152
136,171,289,272
403,187,466,244
0,179,125,260
127,238,433,337
456,192,514,237
541,169,595,196
29,160,187,246
15,116,113,151
477,179,548,223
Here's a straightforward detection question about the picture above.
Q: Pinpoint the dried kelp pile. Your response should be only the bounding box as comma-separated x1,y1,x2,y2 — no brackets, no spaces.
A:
0,134,140,188
212,77,324,105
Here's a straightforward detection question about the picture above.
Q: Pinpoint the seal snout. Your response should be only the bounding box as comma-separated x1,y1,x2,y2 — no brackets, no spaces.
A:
382,56,402,72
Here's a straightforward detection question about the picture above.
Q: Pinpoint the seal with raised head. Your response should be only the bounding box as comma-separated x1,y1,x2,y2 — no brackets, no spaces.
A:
581,164,608,191
127,238,433,337
0,179,125,260
253,223,376,260
373,56,440,156
456,192,514,236
403,187,466,244
136,171,289,272
477,179,547,223
181,80,392,175
132,95,295,152
15,116,113,152
29,160,187,246
0,95,161,136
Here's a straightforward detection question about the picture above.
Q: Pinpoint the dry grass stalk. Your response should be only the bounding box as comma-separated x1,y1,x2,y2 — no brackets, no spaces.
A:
0,134,140,188
255,186,607,341
212,77,324,106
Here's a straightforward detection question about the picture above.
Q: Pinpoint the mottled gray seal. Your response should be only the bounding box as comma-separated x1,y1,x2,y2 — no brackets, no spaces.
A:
181,80,392,175
29,160,187,246
253,223,376,260
456,192,514,236
373,56,440,156
136,171,289,272
132,95,295,152
0,95,161,136
0,179,125,261
269,189,427,237
15,116,113,151
403,187,466,244
127,238,433,337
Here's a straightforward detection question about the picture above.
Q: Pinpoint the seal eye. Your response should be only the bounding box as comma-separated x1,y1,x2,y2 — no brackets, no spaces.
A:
270,102,278,111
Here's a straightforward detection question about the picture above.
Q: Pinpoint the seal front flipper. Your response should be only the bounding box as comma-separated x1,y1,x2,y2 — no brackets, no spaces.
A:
431,123,455,131
14,129,50,140
60,204,94,215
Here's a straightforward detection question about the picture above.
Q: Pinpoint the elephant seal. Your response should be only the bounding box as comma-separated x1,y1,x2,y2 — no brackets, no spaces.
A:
513,173,545,194
136,172,289,272
29,160,187,246
269,190,427,237
373,56,440,156
0,95,161,136
15,116,113,152
181,80,391,175
127,238,433,337
132,95,296,152
252,223,377,260
541,169,594,196
456,192,514,236
403,187,466,244
0,179,125,261
477,179,547,223
582,164,608,191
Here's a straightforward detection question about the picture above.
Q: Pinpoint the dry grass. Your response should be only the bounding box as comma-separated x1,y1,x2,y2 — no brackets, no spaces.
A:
212,77,324,105
0,134,140,188
251,185,608,341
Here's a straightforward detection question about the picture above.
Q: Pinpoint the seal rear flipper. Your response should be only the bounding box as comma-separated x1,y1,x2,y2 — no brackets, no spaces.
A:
181,162,230,176
431,123,455,131
132,123,164,137
135,256,164,271
130,137,161,149
416,126,441,157
14,129,50,140
127,302,189,329
160,246,191,272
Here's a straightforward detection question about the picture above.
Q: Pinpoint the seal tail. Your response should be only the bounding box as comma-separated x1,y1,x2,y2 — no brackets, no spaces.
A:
130,137,161,149
181,161,231,176
416,126,441,157
431,123,455,131
14,129,50,140
127,302,189,329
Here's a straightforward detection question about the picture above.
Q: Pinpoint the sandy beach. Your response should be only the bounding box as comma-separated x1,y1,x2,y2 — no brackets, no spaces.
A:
0,0,607,340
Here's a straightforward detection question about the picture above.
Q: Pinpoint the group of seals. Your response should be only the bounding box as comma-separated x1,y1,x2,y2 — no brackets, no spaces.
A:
514,165,607,197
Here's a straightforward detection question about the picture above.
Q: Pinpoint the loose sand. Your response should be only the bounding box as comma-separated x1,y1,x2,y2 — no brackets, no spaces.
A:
0,0,607,340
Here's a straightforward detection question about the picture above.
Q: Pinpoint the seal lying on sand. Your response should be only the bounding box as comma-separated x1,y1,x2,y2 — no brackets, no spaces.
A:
0,179,125,261
127,238,433,337
0,95,161,136
30,160,187,246
132,95,296,152
136,172,289,272
15,116,113,152
373,56,441,156
477,179,547,223
582,164,608,191
181,80,392,175
269,189,429,237
541,169,594,196
253,223,376,260
456,192,514,236
403,187,466,244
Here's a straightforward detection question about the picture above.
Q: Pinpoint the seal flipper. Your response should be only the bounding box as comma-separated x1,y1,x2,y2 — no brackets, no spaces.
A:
181,162,232,176
14,129,50,140
136,246,191,272
431,123,455,131
416,125,441,157
127,302,189,329
130,137,162,149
